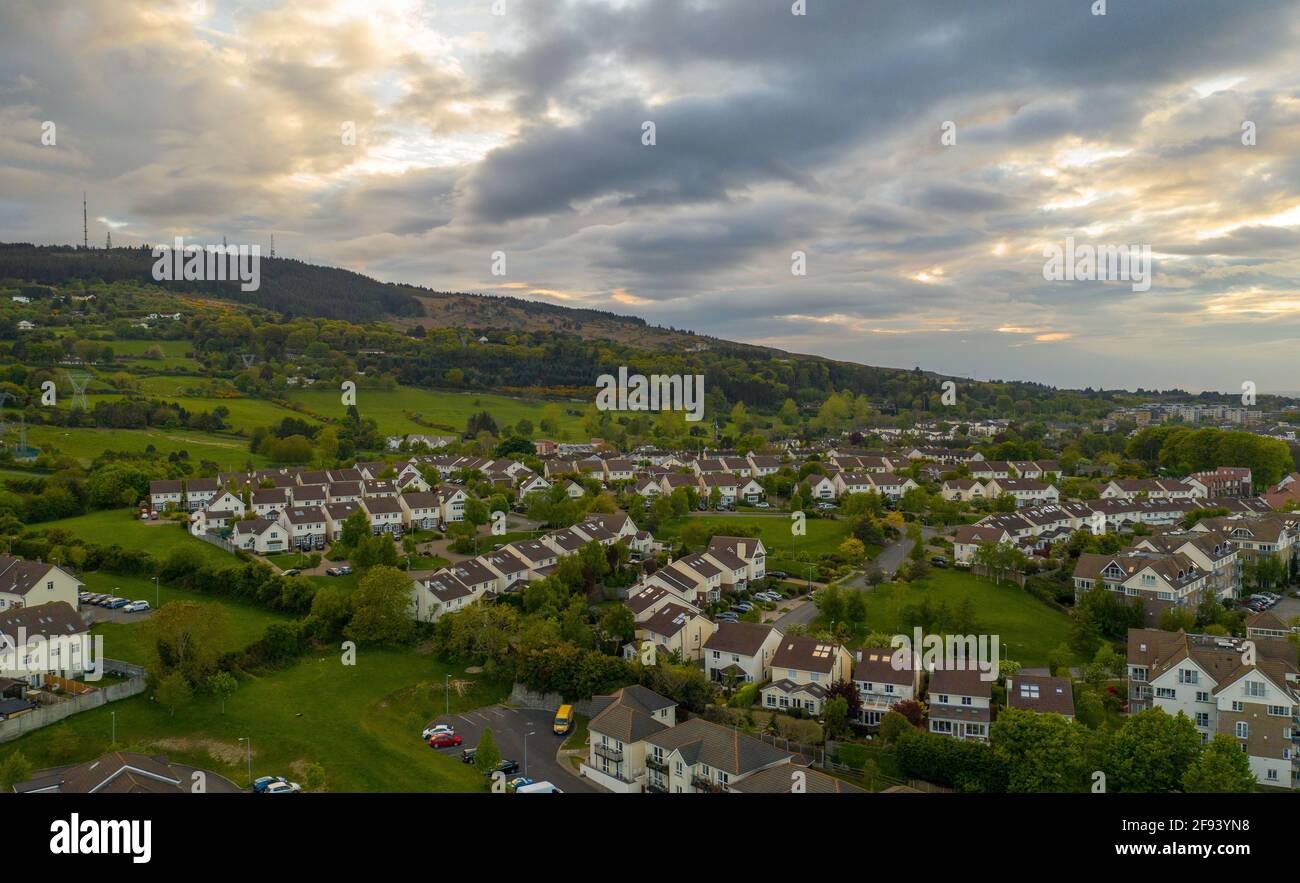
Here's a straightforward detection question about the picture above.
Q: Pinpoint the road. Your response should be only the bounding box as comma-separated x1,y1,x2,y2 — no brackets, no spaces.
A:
431,704,597,793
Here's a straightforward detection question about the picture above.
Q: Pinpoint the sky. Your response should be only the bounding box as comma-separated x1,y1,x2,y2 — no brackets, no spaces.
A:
2,0,1300,394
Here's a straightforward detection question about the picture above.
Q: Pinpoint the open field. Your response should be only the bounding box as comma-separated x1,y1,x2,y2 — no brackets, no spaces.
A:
2,650,507,792
19,423,270,470
285,387,588,440
83,571,293,666
38,510,233,566
855,568,1072,667
655,514,852,560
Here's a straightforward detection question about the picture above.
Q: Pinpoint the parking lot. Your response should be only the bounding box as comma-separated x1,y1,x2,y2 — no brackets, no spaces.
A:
428,704,596,793
81,601,154,625
1266,595,1300,624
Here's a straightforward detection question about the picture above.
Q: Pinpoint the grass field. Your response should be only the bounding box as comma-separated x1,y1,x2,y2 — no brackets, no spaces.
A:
2,650,508,792
286,387,588,440
855,568,1072,667
39,510,233,566
656,514,852,561
83,571,292,666
20,423,269,470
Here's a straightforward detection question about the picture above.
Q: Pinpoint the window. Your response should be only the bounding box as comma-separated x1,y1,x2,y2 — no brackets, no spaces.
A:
1232,701,1244,712
1267,769,1279,781
1195,691,1209,703
1235,722,1249,739
938,694,949,704
1245,681,1266,698
1155,688,1176,700
961,696,972,706
1195,713,1209,728
1178,669,1197,685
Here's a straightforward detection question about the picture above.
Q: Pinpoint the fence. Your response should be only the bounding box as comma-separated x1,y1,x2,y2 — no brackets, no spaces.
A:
195,531,238,555
970,564,1026,587
0,671,146,743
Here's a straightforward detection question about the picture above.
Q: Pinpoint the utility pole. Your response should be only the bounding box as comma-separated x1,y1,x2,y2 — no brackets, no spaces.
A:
82,192,88,249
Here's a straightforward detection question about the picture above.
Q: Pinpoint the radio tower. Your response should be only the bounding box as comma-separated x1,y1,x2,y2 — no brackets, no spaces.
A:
106,231,112,250
82,192,89,249
270,234,276,258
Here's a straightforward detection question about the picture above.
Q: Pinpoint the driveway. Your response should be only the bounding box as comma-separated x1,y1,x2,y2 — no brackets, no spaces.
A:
1265,595,1300,625
431,704,597,793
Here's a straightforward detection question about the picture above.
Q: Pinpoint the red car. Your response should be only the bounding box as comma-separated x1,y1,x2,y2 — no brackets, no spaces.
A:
429,732,463,749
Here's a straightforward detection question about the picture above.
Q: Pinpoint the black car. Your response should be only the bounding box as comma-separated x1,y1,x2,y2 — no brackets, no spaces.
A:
767,570,788,580
490,759,521,776
461,748,477,764
930,556,948,568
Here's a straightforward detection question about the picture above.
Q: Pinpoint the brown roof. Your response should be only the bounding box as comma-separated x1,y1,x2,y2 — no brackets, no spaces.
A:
927,667,993,698
1006,675,1074,716
0,558,79,597
728,764,866,794
853,647,915,685
703,621,778,657
771,635,841,675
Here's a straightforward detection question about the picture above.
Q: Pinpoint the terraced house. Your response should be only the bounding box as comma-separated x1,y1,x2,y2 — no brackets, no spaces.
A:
1127,629,1299,789
1073,549,1209,628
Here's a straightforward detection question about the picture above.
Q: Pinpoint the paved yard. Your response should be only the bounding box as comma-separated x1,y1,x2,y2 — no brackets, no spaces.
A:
1266,595,1300,625
429,704,597,793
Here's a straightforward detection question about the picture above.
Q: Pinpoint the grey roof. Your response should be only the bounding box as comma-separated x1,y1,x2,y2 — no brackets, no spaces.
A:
645,717,790,775
728,764,866,794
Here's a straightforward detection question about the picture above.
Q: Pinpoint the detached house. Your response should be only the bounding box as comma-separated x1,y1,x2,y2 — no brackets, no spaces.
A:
636,602,716,663
761,636,853,716
148,480,183,512
704,622,783,684
0,558,83,612
853,646,920,727
582,685,678,793
643,717,792,794
927,668,994,741
1006,675,1075,720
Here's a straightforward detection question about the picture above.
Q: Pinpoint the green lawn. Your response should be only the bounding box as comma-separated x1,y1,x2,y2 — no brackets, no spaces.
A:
2,650,509,792
855,568,1072,667
84,571,292,666
39,509,232,566
656,514,851,560
285,387,587,440
20,423,270,470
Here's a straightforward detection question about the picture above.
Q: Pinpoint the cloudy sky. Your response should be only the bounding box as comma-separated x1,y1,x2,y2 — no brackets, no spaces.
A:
3,0,1300,394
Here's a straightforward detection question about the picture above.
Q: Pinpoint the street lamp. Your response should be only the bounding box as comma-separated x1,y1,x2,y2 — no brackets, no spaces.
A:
110,710,115,746
444,674,450,716
238,737,252,785
153,576,159,607
524,730,536,777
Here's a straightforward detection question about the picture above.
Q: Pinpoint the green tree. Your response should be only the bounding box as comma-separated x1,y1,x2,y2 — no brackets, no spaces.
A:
156,670,194,717
1182,733,1257,793
207,670,238,714
0,750,33,789
345,565,415,645
991,707,1089,792
1104,707,1201,792
474,727,502,775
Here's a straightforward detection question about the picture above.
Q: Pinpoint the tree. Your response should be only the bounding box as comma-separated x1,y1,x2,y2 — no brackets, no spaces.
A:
207,670,238,714
824,679,862,722
156,670,194,717
0,750,33,789
838,537,866,561
879,710,914,744
1104,707,1201,792
143,600,230,686
824,696,850,739
474,727,502,775
346,565,415,645
1182,733,1257,793
990,707,1089,792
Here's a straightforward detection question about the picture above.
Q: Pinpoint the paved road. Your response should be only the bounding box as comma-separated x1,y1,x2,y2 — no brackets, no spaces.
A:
772,599,818,630
432,704,596,793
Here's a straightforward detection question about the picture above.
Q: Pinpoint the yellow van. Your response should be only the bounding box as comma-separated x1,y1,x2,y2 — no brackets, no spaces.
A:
553,704,574,735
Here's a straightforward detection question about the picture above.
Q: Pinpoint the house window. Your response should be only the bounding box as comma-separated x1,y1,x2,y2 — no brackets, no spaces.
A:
1246,681,1266,698
961,696,972,706
1155,688,1176,700
938,694,949,704
1178,669,1197,685
1233,701,1244,712
1235,722,1249,739
1195,713,1209,728
1195,691,1210,703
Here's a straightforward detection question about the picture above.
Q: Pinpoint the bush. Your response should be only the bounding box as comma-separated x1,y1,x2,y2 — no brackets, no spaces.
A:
727,683,759,708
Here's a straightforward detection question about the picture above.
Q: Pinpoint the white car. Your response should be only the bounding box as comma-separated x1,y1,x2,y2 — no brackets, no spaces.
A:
264,781,302,794
123,600,151,613
422,723,455,740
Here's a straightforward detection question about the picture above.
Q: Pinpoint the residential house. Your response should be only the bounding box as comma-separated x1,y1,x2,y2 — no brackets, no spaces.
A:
704,622,783,684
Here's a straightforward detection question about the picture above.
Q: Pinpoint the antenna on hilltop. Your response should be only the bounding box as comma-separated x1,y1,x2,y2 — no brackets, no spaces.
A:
270,234,276,258
82,192,88,250
66,371,90,410
106,230,112,250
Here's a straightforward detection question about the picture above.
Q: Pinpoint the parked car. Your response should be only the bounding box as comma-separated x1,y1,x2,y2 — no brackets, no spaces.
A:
338,566,353,576
78,591,92,603
516,781,563,793
283,569,301,577
428,732,463,748
506,776,535,792
715,613,740,623
123,600,151,613
264,781,302,794
460,748,477,764
487,759,520,777
105,598,129,609
251,776,293,794
930,556,949,568
325,567,343,577
767,570,788,580
422,723,455,740
754,591,781,602
732,601,754,613
754,501,771,509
